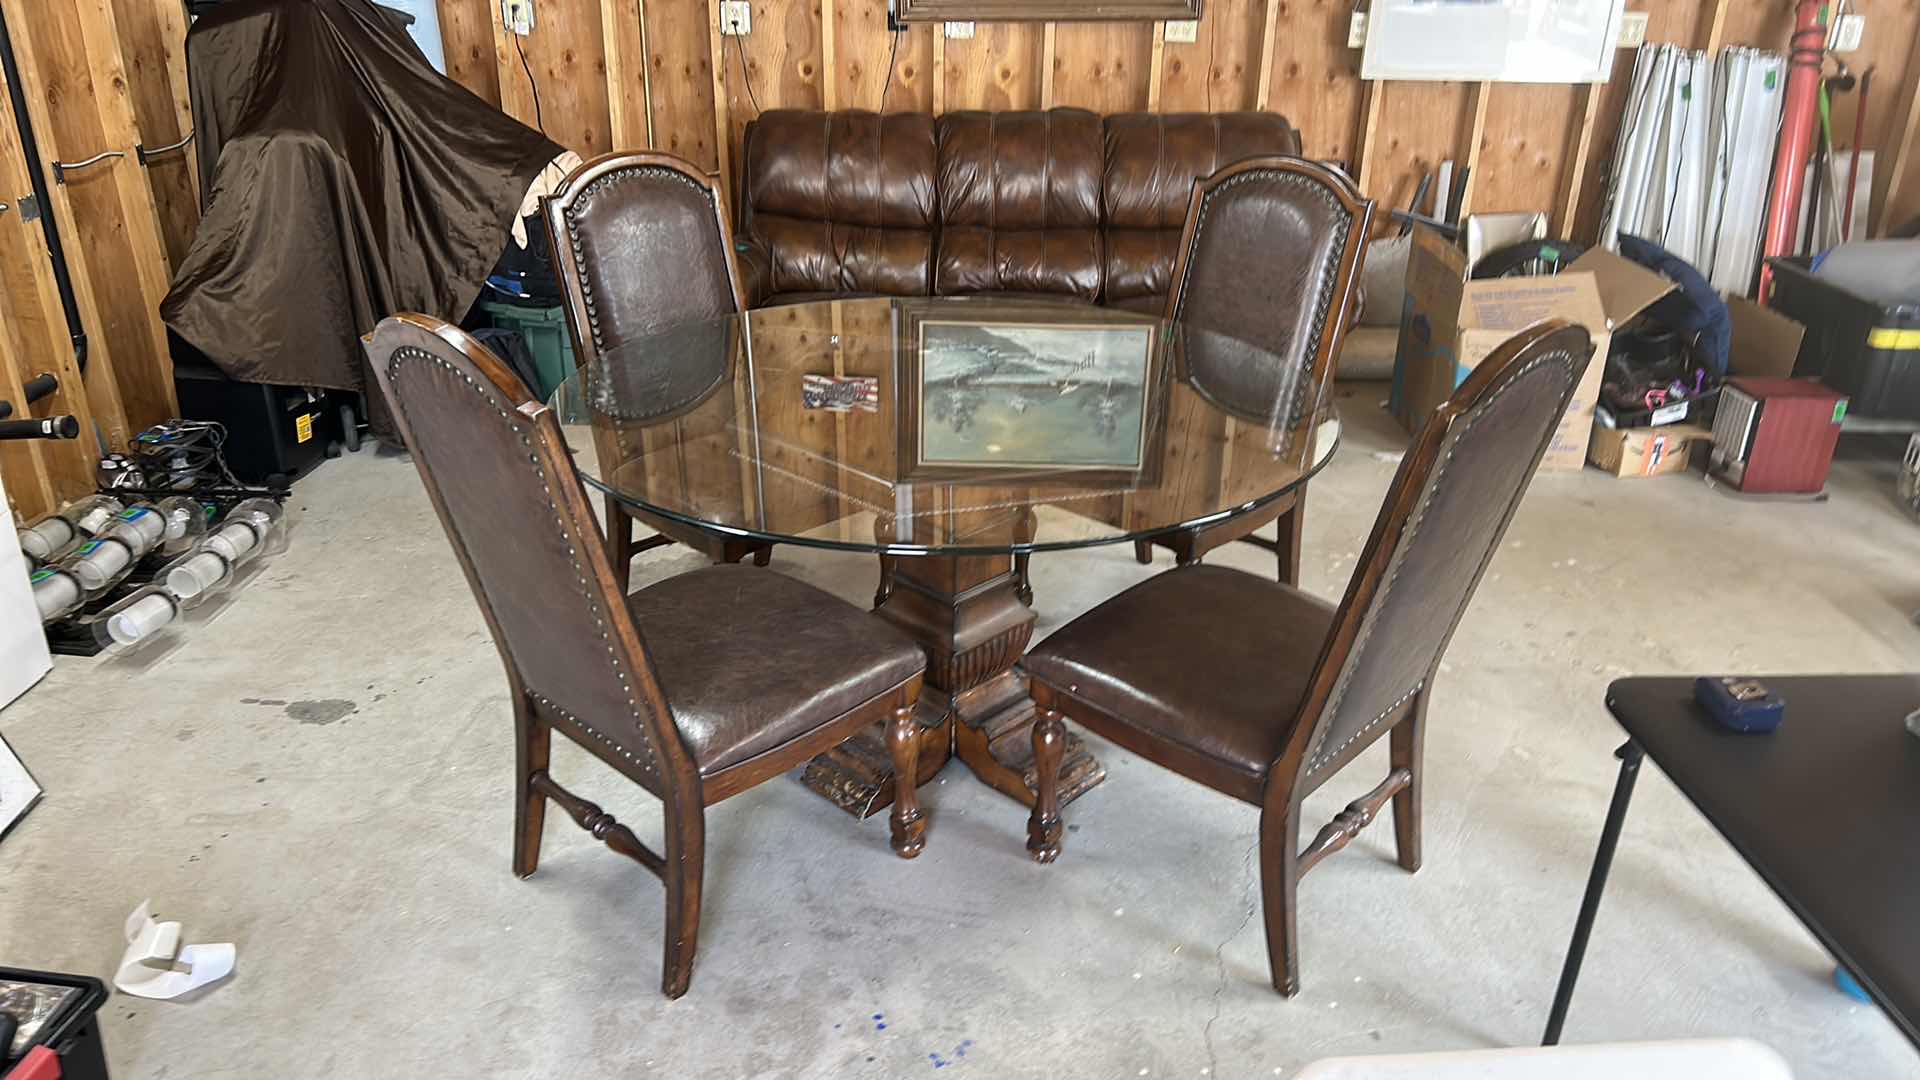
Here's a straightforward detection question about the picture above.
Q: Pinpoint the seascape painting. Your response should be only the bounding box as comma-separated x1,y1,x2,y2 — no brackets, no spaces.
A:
916,320,1155,470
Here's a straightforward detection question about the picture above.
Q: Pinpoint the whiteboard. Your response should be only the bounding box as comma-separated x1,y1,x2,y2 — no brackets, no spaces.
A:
1361,0,1625,83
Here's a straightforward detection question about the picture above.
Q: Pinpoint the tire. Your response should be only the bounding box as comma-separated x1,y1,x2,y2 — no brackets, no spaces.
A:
1470,238,1588,280
341,402,361,453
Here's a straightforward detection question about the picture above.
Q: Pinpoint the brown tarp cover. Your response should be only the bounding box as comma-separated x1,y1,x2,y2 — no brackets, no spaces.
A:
161,0,560,401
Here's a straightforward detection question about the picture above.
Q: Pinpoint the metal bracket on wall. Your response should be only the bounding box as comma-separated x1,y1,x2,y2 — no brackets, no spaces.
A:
16,193,37,221
50,149,125,184
136,129,194,166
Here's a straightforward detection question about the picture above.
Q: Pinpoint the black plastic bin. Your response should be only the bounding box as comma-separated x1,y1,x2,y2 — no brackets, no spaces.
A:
170,333,345,486
1766,255,1920,420
0,967,110,1080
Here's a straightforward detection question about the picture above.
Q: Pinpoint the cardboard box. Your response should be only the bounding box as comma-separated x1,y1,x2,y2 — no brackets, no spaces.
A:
1586,422,1712,478
1723,293,1805,378
1391,229,1677,469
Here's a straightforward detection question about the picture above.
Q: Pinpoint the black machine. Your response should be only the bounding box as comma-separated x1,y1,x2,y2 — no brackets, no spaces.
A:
169,333,356,486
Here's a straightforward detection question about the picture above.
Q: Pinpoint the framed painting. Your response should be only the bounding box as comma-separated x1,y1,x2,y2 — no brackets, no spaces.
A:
897,0,1200,21
897,306,1169,486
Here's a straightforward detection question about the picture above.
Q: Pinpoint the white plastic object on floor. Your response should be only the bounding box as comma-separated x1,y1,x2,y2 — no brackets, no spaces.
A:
1,468,53,707
164,550,232,602
100,589,181,648
1296,1038,1793,1079
29,567,84,622
15,494,125,562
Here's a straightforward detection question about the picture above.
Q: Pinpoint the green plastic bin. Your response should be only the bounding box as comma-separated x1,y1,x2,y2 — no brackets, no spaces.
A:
481,301,576,399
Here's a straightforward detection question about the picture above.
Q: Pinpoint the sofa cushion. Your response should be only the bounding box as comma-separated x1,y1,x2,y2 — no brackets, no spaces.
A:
742,110,937,296
1100,113,1301,306
934,110,1105,301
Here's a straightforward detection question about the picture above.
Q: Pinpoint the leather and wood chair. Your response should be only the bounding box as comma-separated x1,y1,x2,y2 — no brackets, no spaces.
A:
1132,156,1372,584
370,313,929,999
1021,320,1593,997
544,151,772,591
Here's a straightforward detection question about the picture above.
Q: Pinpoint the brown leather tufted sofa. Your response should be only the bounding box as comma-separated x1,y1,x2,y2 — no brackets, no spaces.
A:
733,108,1302,313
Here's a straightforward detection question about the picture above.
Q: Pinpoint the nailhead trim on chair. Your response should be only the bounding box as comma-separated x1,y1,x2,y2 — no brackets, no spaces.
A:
563,166,716,356
1305,349,1577,775
1170,169,1353,428
388,345,660,783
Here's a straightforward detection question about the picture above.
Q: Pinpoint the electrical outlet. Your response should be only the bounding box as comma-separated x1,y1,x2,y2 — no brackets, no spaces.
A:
720,0,751,35
1617,11,1648,48
1346,12,1367,49
1163,20,1198,43
943,20,974,38
501,0,533,35
1832,13,1865,52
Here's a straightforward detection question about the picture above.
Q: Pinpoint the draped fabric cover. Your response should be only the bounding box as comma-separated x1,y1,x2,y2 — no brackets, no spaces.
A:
162,0,561,397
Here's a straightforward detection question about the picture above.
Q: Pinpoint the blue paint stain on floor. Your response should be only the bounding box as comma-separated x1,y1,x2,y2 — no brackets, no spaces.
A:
873,1012,887,1032
929,1039,974,1068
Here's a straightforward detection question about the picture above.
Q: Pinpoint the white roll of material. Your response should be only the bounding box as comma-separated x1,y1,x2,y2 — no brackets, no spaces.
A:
18,516,75,561
104,506,167,556
69,540,133,592
206,521,260,563
166,551,232,600
31,569,82,621
107,593,179,646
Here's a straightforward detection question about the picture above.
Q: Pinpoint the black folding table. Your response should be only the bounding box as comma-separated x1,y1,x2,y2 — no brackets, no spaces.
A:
1544,674,1920,1050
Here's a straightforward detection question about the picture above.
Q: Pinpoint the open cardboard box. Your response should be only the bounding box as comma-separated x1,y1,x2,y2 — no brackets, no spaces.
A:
1391,228,1677,469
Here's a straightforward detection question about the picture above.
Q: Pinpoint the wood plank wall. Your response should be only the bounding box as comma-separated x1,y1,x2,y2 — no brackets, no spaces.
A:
438,0,1920,239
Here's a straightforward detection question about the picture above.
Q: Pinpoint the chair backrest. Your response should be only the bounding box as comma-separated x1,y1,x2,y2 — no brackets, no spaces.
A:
1166,156,1371,426
370,314,690,797
544,152,744,368
1281,320,1593,788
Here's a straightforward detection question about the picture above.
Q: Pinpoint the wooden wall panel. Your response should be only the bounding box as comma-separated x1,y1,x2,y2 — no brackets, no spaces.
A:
494,0,614,154
112,0,197,269
1048,24,1151,111
1158,0,1263,112
1264,0,1362,163
1473,82,1583,219
721,0,825,164
440,0,502,105
836,15,934,113
1364,80,1474,222
645,0,722,170
6,0,172,438
939,25,1042,110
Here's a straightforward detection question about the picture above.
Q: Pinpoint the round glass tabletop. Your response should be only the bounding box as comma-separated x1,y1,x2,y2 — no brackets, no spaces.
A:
551,297,1338,556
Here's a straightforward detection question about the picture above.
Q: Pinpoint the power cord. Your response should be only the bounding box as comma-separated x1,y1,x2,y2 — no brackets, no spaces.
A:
879,26,902,111
731,23,761,114
514,32,545,133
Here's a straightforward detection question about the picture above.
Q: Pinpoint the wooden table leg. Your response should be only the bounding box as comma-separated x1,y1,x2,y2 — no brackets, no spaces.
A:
800,552,1106,817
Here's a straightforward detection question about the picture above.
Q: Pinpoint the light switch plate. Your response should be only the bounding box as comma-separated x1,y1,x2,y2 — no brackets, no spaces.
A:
720,0,751,35
943,20,974,38
501,0,533,35
1347,11,1367,48
1163,19,1198,43
1831,13,1865,52
1617,11,1648,48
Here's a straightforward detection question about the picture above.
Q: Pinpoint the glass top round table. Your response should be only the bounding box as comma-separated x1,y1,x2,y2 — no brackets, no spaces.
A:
550,297,1338,557
549,296,1340,819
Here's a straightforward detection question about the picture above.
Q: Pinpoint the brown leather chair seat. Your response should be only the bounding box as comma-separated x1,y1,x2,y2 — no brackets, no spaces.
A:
629,564,926,773
1021,564,1336,796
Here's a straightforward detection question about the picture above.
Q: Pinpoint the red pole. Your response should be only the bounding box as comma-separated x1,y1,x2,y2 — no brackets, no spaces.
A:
1758,0,1828,301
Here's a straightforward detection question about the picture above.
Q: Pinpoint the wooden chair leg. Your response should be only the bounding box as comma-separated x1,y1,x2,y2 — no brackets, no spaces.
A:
1027,709,1066,863
1390,690,1427,873
605,494,634,594
1275,494,1305,586
886,705,928,858
874,554,896,609
661,809,706,999
1259,803,1303,996
1133,539,1154,565
513,694,550,879
752,546,772,567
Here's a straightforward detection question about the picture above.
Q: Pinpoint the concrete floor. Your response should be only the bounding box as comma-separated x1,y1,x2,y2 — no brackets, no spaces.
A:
3,386,1918,1079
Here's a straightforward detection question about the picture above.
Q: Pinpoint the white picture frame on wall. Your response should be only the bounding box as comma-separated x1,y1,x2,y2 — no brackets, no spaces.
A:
1361,0,1626,84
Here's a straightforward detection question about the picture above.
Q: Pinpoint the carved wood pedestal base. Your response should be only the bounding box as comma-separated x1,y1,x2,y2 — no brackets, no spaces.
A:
801,553,1105,820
